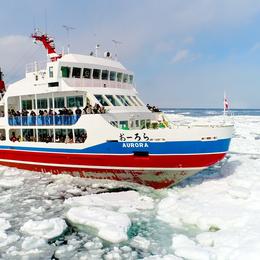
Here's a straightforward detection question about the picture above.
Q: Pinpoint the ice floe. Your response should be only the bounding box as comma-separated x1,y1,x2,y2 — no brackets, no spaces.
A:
66,206,131,243
65,190,154,212
20,218,67,240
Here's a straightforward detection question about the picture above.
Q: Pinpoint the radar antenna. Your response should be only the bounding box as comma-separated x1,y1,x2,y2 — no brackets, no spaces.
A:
112,39,122,60
62,25,75,54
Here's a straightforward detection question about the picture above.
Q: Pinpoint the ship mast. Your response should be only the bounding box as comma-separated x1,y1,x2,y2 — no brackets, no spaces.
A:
31,30,62,62
0,68,5,91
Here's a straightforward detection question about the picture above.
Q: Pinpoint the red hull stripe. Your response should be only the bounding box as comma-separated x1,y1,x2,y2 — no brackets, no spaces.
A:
0,149,226,168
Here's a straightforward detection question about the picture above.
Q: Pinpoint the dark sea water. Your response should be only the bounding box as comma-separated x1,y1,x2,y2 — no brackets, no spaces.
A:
162,108,260,117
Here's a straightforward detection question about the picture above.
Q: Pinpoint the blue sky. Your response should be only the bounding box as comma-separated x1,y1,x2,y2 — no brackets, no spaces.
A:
1,0,260,108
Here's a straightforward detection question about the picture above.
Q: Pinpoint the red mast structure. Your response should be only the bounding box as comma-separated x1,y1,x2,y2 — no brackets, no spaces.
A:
0,68,5,92
31,31,62,62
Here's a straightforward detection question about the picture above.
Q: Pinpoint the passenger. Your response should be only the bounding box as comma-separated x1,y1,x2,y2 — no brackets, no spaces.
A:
15,110,21,125
62,107,69,125
68,109,73,124
75,106,82,121
43,110,49,125
21,109,29,125
30,110,36,125
86,105,93,114
48,109,54,124
100,106,106,114
10,132,17,142
39,110,44,125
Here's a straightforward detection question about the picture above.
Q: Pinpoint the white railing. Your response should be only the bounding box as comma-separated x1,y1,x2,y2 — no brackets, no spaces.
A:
26,61,47,73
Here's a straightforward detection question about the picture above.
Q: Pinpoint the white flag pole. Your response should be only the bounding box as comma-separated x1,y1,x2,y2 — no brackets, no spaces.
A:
223,91,226,116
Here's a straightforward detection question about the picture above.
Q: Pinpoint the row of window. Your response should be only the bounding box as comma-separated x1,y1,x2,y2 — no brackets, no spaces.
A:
59,66,134,84
94,94,142,107
8,128,87,143
21,96,84,110
110,119,151,130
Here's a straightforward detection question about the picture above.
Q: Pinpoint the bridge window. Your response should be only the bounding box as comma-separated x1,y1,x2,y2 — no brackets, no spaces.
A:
102,70,109,80
22,100,33,110
140,120,145,129
49,66,54,78
129,75,133,84
105,95,121,106
93,69,101,79
72,67,81,78
110,71,116,81
123,74,128,83
119,121,129,130
132,96,143,106
117,72,122,82
110,121,118,127
116,95,131,106
83,68,91,79
61,66,71,78
67,96,83,108
94,95,109,106
54,97,65,108
37,99,48,109
127,96,138,106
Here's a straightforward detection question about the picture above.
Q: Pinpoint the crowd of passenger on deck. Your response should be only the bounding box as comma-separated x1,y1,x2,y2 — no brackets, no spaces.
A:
7,103,106,125
146,104,161,112
10,131,87,143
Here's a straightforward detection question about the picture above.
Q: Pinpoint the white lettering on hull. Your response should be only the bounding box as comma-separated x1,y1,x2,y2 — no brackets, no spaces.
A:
122,142,149,148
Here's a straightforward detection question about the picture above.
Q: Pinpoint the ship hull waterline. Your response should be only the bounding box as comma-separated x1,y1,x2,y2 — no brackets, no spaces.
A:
0,150,226,189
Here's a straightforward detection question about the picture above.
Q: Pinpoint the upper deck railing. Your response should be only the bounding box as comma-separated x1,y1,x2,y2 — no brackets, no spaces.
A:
8,115,80,127
26,61,47,73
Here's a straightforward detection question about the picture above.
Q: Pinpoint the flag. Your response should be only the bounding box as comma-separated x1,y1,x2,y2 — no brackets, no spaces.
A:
224,97,229,110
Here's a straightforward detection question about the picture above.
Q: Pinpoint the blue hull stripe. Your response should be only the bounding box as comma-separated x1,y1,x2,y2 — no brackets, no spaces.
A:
0,138,231,155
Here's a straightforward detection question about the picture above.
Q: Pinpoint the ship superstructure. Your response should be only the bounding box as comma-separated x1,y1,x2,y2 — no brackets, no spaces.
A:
0,31,233,188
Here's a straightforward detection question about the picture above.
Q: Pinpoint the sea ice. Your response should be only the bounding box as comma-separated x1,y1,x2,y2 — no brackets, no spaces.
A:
66,206,131,243
65,190,154,212
20,218,67,239
130,235,151,251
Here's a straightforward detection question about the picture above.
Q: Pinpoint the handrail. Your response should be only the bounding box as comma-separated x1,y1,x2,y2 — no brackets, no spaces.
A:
8,115,81,126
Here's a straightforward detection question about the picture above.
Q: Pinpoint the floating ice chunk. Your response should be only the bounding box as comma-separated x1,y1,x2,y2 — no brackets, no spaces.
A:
130,235,150,251
174,246,214,260
144,255,182,260
172,234,214,260
196,232,214,247
54,244,77,259
65,191,154,213
0,177,24,188
0,233,19,248
21,236,47,250
20,218,67,239
0,218,11,231
66,206,131,243
172,234,196,249
0,212,11,218
103,246,138,260
30,206,45,214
